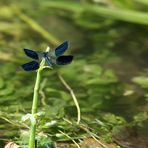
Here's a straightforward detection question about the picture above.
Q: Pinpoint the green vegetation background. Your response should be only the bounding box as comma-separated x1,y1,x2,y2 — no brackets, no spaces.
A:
0,0,148,147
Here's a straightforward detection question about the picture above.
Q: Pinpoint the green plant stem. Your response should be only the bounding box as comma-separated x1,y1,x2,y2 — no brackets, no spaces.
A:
28,124,37,148
32,69,42,114
28,47,50,148
28,69,41,148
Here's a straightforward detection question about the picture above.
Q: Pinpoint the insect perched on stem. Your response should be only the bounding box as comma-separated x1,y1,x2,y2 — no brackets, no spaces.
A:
21,41,73,71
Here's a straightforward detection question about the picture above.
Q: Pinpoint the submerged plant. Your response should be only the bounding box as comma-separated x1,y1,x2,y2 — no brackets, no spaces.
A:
21,41,77,148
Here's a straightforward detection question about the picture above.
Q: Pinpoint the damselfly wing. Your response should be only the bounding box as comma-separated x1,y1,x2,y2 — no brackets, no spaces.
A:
21,61,39,71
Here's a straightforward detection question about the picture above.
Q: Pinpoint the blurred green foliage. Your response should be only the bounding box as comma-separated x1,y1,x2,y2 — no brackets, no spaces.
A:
0,0,148,147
